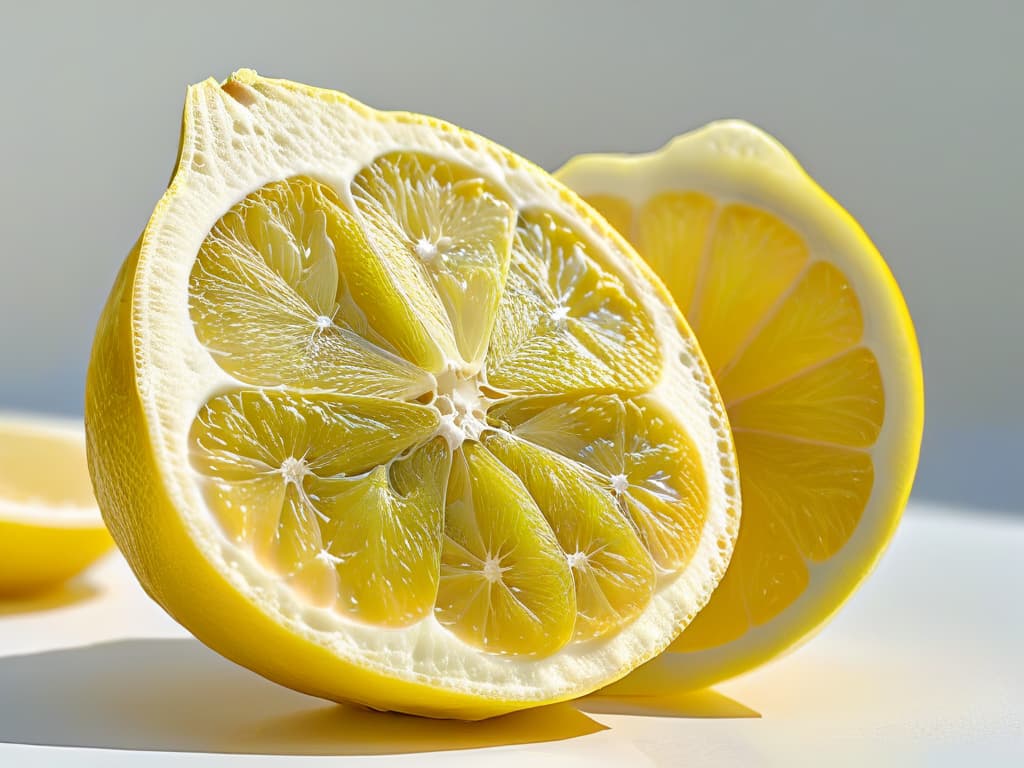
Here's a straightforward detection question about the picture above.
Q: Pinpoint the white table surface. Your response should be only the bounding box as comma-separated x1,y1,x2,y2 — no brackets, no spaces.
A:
1,502,1021,767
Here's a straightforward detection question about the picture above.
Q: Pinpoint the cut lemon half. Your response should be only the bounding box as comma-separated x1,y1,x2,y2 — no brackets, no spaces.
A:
84,71,739,718
0,414,113,596
557,121,923,690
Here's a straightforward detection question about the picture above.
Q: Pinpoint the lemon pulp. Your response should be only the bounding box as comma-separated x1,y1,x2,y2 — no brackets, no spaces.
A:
557,120,922,685
187,167,706,656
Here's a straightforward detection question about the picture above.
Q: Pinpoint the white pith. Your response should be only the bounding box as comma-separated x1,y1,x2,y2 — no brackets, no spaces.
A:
556,120,922,682
130,74,739,702
431,365,492,450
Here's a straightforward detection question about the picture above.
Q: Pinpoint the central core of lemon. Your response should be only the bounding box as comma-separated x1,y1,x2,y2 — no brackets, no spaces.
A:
432,367,491,450
279,455,309,485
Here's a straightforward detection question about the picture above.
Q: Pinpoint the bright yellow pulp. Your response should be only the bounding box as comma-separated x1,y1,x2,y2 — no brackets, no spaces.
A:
186,164,708,657
582,190,883,651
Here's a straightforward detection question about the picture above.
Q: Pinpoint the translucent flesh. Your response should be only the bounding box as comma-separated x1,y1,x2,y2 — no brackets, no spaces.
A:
689,204,809,373
488,395,708,570
189,178,433,398
485,210,660,395
484,432,657,640
583,192,884,650
186,166,707,657
637,192,716,313
190,389,441,610
352,153,516,369
435,443,575,655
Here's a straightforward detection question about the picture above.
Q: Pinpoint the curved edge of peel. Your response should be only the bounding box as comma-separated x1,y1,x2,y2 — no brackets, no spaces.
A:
559,119,924,690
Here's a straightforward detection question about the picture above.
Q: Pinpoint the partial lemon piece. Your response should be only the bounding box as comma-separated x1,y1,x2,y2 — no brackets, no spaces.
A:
85,71,739,718
0,414,113,596
557,120,923,689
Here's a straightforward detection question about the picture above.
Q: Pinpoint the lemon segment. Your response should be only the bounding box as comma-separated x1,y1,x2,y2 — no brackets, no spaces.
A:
490,395,708,570
352,153,515,368
315,439,450,624
189,177,432,398
733,431,874,563
557,119,923,688
484,432,656,641
436,443,575,655
190,390,440,609
729,348,884,447
637,191,715,314
485,210,660,395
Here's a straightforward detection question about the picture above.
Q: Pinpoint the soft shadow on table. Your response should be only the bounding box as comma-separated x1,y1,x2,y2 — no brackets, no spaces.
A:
578,689,758,719
0,581,100,616
0,638,605,755
578,654,760,719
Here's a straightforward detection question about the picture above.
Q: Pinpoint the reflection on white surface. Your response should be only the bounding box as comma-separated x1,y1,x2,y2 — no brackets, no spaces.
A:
0,505,1021,766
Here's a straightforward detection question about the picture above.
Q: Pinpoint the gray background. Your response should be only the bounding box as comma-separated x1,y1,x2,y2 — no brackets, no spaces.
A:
0,1,1019,511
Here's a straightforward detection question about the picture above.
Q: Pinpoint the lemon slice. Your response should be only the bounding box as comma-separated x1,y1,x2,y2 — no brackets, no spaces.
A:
0,414,113,596
557,120,923,689
84,71,739,718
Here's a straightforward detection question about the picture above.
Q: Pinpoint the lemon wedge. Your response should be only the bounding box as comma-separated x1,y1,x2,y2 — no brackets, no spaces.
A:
0,414,112,596
557,120,923,689
85,71,739,718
